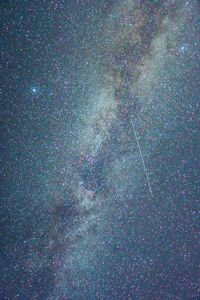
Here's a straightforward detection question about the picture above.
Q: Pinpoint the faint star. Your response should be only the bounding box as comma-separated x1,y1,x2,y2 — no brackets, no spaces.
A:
179,44,188,54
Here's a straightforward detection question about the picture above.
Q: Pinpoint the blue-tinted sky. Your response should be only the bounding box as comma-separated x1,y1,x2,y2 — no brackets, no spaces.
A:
1,1,200,299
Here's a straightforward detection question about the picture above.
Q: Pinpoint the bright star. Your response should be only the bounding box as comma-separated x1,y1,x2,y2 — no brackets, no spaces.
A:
31,86,39,95
32,87,37,93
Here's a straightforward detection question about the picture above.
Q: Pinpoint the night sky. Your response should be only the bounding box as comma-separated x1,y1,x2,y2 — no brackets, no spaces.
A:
1,1,200,299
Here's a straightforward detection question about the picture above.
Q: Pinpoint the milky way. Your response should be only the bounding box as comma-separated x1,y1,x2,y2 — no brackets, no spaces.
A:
1,1,200,299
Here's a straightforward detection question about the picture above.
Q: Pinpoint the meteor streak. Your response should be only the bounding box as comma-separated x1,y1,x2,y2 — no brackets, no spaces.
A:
131,119,154,199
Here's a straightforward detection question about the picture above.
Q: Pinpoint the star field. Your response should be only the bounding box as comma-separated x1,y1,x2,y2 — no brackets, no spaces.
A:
1,1,200,299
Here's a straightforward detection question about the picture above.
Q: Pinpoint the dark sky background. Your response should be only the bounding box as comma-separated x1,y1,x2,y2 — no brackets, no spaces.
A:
1,1,200,299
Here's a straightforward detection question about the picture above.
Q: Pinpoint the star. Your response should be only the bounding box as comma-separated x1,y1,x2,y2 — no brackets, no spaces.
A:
179,44,187,54
31,86,39,94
